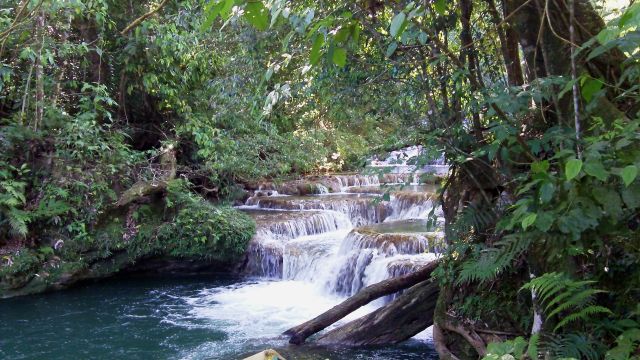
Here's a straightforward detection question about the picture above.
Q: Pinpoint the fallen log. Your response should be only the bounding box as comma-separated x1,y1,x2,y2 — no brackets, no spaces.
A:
316,279,439,345
283,259,438,344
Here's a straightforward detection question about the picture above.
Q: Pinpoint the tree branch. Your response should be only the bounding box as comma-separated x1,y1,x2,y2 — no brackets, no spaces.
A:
120,0,172,36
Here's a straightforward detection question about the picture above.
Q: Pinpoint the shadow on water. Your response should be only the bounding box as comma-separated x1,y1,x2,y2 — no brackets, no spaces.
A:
0,275,437,360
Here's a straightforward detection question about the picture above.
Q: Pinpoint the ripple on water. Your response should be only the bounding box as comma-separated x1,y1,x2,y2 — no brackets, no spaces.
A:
0,276,437,360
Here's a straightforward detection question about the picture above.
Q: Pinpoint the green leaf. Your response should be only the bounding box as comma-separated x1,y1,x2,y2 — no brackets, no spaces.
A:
220,0,236,19
535,212,554,232
351,23,361,44
565,158,583,180
584,160,609,181
618,4,640,28
334,26,351,42
581,77,603,102
390,12,406,37
621,185,640,208
386,42,398,58
527,333,540,360
531,160,550,174
596,27,618,45
521,213,537,230
332,47,346,67
559,78,578,99
434,0,447,15
593,187,623,218
620,165,638,187
309,35,324,65
244,2,269,31
200,1,226,31
539,182,555,203
418,31,428,45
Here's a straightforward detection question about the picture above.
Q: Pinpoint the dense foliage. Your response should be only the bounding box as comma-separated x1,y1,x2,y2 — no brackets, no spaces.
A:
204,0,640,358
1,0,639,358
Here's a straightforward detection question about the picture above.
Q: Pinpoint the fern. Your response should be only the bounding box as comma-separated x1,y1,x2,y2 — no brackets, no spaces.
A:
6,208,29,236
522,272,612,332
543,333,601,360
527,333,540,360
0,164,30,237
452,202,497,237
457,234,531,284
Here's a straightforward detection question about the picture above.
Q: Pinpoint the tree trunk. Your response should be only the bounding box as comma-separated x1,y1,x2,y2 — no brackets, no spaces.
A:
316,279,439,345
34,10,44,131
284,260,438,344
486,0,524,86
459,0,484,141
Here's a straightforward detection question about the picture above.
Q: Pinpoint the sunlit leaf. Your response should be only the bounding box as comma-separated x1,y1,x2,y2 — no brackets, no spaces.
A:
565,158,582,181
244,2,269,31
434,0,447,15
309,35,324,65
332,47,346,67
522,213,537,230
581,77,603,102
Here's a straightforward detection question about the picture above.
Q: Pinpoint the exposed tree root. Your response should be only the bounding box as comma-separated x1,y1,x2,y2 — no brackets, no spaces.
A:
433,323,461,360
437,314,488,358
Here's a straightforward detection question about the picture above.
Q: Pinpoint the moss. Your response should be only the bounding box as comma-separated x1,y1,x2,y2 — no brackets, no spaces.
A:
0,250,41,277
0,181,256,298
129,182,255,262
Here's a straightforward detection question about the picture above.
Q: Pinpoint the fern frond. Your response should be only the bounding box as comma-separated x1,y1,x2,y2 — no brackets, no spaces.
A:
554,306,612,332
527,333,540,360
457,234,531,283
543,282,599,313
522,272,610,333
543,333,601,360
7,208,29,236
524,272,566,304
547,288,606,319
454,202,497,235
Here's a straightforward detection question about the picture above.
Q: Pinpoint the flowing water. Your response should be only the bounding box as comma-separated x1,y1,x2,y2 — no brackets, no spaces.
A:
0,171,445,360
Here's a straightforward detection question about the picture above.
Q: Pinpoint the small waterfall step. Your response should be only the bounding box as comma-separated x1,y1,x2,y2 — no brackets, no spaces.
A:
241,208,351,240
249,172,444,197
341,219,444,255
237,208,351,278
345,184,438,195
247,194,390,226
328,219,442,297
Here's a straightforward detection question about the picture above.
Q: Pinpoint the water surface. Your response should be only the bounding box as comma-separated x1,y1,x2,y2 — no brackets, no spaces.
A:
0,275,438,360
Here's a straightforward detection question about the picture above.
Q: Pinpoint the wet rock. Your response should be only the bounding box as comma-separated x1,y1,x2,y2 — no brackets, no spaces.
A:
243,349,286,360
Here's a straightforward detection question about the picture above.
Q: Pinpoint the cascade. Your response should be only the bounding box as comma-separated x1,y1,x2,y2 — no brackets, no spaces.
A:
386,191,442,221
237,170,445,301
246,194,390,226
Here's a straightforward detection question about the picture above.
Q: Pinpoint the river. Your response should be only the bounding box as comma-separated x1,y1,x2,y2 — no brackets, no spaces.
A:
0,171,443,359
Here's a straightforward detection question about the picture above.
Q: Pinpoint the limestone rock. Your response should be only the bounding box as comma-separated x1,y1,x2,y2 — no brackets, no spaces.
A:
243,349,286,360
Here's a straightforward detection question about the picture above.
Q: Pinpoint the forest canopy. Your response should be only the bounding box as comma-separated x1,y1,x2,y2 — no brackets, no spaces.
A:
1,0,639,359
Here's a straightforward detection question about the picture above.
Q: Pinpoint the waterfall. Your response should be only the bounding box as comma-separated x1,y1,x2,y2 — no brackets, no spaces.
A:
237,171,444,302
247,195,390,226
386,192,443,221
